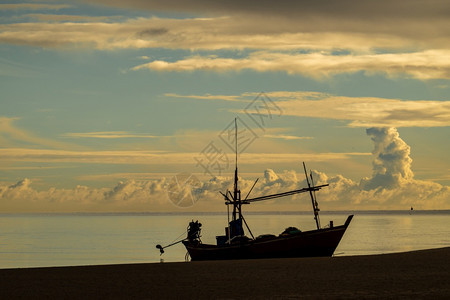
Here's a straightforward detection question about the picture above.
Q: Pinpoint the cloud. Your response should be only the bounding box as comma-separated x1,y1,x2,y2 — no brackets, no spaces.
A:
0,4,72,11
0,148,369,166
1,6,449,51
219,127,449,210
164,93,245,102
304,128,449,209
0,178,170,212
2,2,450,80
263,134,313,141
0,148,191,165
2,126,448,212
132,51,450,80
86,0,449,21
169,91,450,128
0,19,414,51
0,116,76,149
273,93,450,128
87,0,450,48
62,131,164,139
24,14,123,23
76,172,176,182
360,128,413,190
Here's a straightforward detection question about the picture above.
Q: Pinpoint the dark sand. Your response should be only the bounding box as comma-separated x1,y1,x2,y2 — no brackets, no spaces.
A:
1,247,449,299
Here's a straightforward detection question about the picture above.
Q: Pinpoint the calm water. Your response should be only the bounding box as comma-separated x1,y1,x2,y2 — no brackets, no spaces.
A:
0,211,449,269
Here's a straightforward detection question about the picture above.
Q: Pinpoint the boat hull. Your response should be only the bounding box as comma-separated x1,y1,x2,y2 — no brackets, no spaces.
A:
183,215,353,261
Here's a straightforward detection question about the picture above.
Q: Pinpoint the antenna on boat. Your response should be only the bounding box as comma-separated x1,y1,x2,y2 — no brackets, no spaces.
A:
235,117,238,174
303,162,321,230
219,118,257,241
233,117,241,223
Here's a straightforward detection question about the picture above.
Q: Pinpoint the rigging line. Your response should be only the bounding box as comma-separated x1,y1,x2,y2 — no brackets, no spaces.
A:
237,204,255,239
227,200,230,224
242,214,255,239
244,178,259,201
169,230,188,244
245,184,328,202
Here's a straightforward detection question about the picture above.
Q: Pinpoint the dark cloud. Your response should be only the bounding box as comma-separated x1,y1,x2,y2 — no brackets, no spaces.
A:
86,0,450,19
382,109,446,122
85,0,450,39
138,28,168,37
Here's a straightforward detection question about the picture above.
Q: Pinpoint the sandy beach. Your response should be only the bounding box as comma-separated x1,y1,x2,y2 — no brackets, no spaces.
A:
1,247,449,299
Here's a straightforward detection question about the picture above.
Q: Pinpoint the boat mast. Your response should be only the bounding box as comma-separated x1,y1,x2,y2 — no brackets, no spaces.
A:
303,162,321,230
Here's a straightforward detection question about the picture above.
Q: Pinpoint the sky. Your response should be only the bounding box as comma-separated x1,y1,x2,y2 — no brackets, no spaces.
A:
0,0,449,213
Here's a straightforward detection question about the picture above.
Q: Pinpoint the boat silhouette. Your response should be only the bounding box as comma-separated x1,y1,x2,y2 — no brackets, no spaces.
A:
157,119,353,261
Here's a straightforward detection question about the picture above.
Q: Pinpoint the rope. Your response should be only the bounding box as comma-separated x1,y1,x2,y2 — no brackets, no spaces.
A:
169,230,187,244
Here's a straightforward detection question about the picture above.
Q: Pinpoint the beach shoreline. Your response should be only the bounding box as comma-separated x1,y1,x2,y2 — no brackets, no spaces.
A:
1,247,449,298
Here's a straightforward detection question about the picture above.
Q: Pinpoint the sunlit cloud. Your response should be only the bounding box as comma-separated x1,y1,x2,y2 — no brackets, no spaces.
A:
62,131,165,139
0,148,188,165
0,166,71,171
167,91,450,128
0,148,370,166
1,11,449,51
1,127,448,212
273,95,450,128
263,134,313,141
2,2,450,81
0,116,76,149
133,51,450,80
76,172,177,182
164,93,245,102
1,1,449,213
86,0,450,45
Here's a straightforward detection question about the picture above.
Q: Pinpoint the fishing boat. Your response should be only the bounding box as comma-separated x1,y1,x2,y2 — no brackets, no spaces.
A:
156,120,353,261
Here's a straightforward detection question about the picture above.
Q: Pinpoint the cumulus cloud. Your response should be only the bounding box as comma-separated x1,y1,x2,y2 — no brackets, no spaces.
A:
360,128,413,190
0,177,169,212
244,127,449,210
1,127,448,212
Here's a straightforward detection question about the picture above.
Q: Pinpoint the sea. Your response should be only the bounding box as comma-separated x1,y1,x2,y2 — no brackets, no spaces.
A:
0,211,449,269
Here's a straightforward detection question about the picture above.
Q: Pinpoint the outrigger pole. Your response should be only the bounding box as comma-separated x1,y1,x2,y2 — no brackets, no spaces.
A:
243,163,327,230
